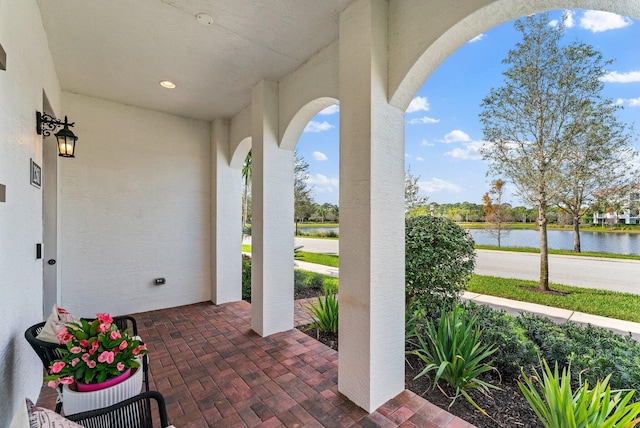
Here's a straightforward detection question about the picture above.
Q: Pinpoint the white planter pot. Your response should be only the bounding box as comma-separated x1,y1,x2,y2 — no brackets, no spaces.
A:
62,363,143,415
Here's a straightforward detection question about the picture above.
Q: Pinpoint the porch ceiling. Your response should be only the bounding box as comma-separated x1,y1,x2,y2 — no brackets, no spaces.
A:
36,0,353,121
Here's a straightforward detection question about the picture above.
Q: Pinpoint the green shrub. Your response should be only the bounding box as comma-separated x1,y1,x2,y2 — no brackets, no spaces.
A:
306,272,325,290
242,255,251,301
305,291,338,334
466,303,538,379
407,304,498,414
517,314,640,391
405,216,476,311
294,269,308,295
323,278,338,295
519,359,640,428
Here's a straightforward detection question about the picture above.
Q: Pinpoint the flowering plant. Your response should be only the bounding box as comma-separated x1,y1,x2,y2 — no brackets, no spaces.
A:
44,313,148,388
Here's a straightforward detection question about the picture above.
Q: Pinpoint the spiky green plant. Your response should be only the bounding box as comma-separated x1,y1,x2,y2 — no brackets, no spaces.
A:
305,291,338,334
519,359,640,428
407,304,498,414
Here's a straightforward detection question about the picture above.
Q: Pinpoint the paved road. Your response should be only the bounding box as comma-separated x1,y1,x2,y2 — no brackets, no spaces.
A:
293,237,640,295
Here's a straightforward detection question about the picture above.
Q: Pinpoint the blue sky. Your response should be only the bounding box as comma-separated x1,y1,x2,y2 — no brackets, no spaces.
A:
296,9,640,207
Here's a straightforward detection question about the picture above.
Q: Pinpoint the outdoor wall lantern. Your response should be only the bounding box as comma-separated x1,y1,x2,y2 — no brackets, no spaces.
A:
36,111,78,157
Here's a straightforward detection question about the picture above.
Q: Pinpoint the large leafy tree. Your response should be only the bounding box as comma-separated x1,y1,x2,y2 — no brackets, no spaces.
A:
405,166,428,213
479,12,632,291
482,179,511,248
556,107,636,251
294,151,315,223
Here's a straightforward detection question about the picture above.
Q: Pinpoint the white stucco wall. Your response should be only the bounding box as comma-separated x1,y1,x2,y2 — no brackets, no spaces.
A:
58,92,211,317
0,0,61,423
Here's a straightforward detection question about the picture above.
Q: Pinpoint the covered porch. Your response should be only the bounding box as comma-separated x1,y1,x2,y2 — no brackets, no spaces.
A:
36,301,472,427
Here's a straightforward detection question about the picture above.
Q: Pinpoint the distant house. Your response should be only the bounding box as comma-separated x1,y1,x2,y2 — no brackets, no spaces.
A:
593,185,640,225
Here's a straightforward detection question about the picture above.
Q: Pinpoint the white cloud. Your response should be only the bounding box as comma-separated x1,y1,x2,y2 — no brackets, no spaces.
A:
406,96,430,113
418,178,463,194
312,151,328,161
442,129,471,143
319,104,340,115
549,11,574,28
564,10,575,28
615,97,640,107
304,120,334,133
416,157,424,162
469,33,485,43
421,139,434,147
306,173,339,193
407,116,440,125
444,141,483,160
601,71,640,83
579,11,631,33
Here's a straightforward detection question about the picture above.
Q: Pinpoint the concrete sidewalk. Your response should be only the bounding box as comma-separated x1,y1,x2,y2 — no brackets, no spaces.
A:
294,259,640,340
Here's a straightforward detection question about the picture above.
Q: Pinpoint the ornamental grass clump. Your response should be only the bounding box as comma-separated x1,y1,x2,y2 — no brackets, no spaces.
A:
305,291,338,334
519,359,640,428
45,313,148,388
407,304,499,414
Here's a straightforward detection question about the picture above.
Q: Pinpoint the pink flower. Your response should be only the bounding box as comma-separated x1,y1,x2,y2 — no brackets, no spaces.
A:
98,322,111,333
86,360,96,369
82,353,90,362
50,361,66,374
117,362,125,371
47,380,60,388
59,376,74,385
89,340,99,355
98,351,115,364
138,344,147,351
110,330,121,340
71,358,80,367
96,313,113,324
119,340,128,351
70,346,83,354
80,339,89,347
55,327,73,344
132,347,139,355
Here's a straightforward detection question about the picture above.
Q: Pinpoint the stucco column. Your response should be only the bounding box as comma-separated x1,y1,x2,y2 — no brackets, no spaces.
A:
338,0,405,412
251,80,295,336
211,119,242,304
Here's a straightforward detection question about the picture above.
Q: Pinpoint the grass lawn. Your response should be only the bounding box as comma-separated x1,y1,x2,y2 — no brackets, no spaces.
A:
295,251,339,267
242,242,640,322
468,275,640,323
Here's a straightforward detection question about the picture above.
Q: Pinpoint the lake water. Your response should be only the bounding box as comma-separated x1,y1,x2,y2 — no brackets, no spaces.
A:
299,226,640,255
469,229,640,255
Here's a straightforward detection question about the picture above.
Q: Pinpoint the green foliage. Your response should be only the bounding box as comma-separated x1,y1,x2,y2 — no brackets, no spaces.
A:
323,278,338,295
306,272,325,290
405,215,476,309
466,303,538,379
406,304,498,414
305,291,338,334
294,269,308,295
519,359,640,428
517,314,640,391
241,255,251,301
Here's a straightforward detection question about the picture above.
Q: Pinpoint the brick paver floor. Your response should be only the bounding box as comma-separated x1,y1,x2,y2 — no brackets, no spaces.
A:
37,301,475,427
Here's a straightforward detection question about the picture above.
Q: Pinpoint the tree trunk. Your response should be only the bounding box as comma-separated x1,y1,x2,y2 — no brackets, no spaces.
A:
538,203,550,291
572,215,581,252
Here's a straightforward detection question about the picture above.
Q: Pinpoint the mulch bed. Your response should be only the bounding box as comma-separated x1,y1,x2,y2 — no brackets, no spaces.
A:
302,326,542,428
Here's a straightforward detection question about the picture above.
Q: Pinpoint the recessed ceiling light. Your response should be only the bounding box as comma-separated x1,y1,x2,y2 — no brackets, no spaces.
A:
196,13,213,26
159,80,176,89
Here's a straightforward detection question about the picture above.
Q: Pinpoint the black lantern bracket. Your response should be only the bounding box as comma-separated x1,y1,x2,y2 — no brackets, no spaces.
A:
36,111,74,137
36,111,78,157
